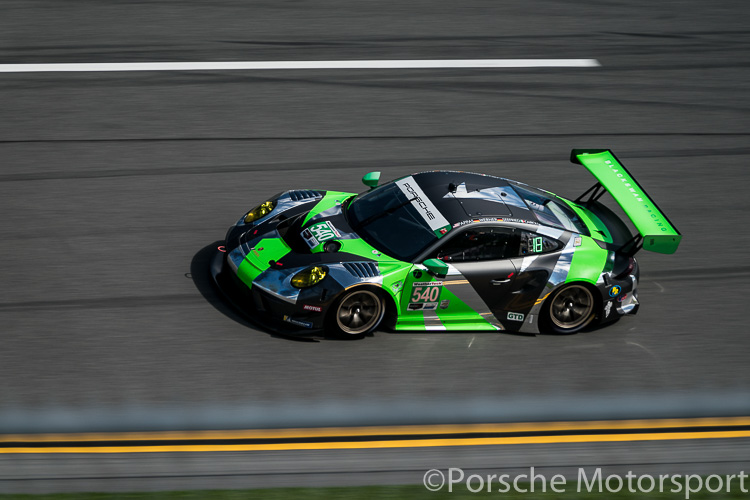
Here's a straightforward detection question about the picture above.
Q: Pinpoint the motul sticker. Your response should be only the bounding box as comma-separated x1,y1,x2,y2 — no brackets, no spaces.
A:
303,304,322,313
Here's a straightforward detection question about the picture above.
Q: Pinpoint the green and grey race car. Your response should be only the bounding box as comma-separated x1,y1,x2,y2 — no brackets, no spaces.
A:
210,149,681,338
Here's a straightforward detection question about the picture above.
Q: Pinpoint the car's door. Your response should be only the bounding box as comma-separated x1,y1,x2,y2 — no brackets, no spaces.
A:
402,226,518,330
505,229,566,314
397,264,451,330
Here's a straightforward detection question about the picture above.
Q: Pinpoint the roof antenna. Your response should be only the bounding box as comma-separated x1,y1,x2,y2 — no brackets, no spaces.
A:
448,182,457,193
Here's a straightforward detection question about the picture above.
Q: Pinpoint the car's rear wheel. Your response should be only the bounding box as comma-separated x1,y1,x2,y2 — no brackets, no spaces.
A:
543,283,596,334
328,288,385,339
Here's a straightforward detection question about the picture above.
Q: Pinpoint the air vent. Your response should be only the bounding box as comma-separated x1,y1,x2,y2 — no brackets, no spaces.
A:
343,262,379,278
289,190,323,202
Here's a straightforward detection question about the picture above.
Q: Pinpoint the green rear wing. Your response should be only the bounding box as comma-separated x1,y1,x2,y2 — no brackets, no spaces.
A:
570,149,681,254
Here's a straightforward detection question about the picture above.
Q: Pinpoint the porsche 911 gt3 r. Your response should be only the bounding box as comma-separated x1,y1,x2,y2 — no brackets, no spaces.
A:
210,149,681,338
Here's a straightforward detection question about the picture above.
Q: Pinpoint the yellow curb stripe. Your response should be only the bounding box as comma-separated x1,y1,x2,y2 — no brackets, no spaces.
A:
1,416,749,443
1,430,750,454
2,417,750,454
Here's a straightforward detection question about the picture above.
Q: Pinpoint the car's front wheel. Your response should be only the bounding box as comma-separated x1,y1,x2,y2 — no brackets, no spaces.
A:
328,288,385,339
542,283,597,334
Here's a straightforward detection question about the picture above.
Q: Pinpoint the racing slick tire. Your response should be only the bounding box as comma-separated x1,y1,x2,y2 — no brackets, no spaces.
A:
327,288,385,339
542,283,597,334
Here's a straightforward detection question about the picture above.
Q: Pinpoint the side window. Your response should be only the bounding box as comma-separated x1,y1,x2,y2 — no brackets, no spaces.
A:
519,231,561,256
435,227,517,262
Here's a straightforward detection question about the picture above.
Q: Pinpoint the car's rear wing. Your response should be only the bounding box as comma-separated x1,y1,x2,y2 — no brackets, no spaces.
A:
570,149,681,254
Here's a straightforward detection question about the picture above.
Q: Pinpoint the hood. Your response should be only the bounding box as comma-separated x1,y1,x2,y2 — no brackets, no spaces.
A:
298,202,360,253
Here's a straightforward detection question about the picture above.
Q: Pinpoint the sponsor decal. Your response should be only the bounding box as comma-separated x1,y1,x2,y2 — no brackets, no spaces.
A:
452,217,537,228
410,282,442,304
283,315,313,328
391,280,404,293
302,304,322,313
609,285,622,298
604,301,613,318
603,159,669,232
395,177,450,232
618,293,628,303
408,303,424,311
301,221,340,248
413,269,423,279
440,299,450,309
372,249,381,256
423,302,438,310
301,229,316,248
574,237,582,247
507,312,525,322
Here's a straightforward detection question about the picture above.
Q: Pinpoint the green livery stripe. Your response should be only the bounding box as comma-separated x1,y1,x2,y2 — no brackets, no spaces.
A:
395,317,427,331
565,236,608,285
565,201,613,244
434,289,498,331
302,191,353,226
337,239,400,263
237,237,291,288
237,259,259,289
571,150,681,254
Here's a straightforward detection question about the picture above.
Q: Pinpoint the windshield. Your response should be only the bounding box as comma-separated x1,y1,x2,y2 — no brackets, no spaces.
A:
346,183,439,262
512,184,589,235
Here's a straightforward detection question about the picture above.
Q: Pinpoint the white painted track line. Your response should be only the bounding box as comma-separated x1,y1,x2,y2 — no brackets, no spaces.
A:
0,59,601,73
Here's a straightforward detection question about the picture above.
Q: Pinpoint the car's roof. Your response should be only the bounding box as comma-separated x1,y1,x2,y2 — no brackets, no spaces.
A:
409,171,543,226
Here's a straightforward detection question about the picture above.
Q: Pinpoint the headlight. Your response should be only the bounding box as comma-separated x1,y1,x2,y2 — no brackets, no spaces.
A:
244,200,276,224
291,266,328,288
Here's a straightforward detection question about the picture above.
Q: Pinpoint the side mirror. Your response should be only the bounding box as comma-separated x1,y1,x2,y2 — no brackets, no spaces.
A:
423,258,448,278
362,171,381,189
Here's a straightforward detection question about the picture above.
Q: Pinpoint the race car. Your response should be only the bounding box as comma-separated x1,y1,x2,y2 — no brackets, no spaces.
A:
210,149,681,338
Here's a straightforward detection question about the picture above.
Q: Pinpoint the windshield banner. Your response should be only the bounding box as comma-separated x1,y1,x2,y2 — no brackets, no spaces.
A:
395,177,451,236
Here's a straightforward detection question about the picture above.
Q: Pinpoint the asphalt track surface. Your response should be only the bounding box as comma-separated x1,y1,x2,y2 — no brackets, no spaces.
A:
2,0,750,493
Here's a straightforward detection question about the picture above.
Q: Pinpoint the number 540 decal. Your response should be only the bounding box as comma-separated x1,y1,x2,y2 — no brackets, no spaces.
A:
411,282,442,303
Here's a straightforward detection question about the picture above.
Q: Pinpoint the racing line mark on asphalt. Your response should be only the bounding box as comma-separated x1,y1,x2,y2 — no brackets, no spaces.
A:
0,59,601,73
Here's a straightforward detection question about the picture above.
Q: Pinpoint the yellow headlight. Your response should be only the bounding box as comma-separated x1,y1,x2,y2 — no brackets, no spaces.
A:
291,266,328,288
244,201,276,224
